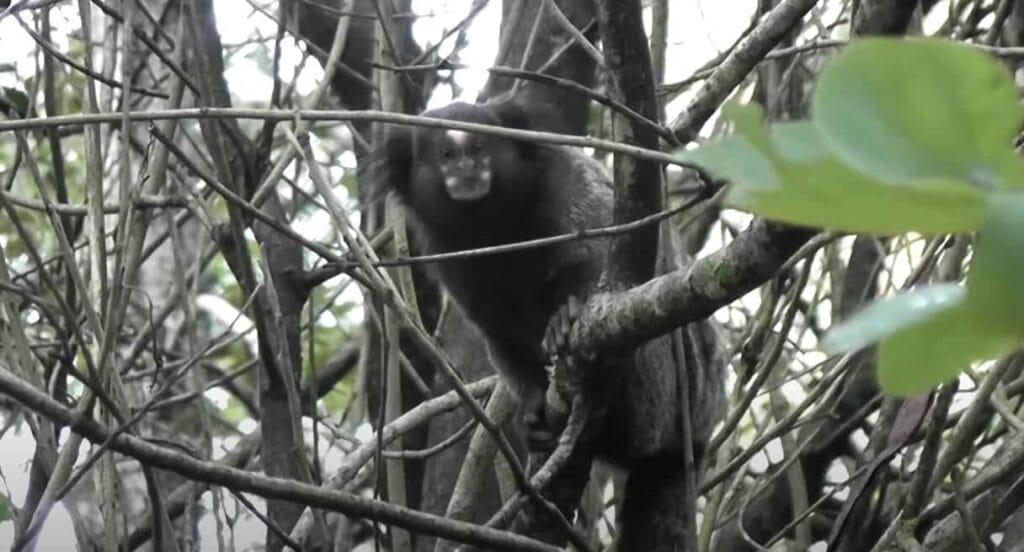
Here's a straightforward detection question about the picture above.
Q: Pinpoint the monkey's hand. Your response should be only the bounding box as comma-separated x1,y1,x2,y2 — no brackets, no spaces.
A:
543,296,584,361
542,295,597,390
527,296,591,452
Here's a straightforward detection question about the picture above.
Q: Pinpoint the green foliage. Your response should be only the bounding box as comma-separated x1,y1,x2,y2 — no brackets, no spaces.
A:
305,309,354,370
821,284,965,353
221,396,252,426
679,38,1024,396
1,86,28,117
207,256,244,307
968,194,1024,332
0,494,10,522
306,290,359,414
340,171,359,199
320,368,356,415
813,38,1023,189
876,301,1013,395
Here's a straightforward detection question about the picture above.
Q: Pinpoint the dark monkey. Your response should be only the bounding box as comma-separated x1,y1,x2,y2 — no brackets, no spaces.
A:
377,101,724,550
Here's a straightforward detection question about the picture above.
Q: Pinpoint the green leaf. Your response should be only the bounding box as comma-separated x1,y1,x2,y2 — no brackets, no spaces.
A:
0,494,10,522
770,121,830,164
745,158,984,234
321,371,356,414
823,283,966,353
678,133,780,191
967,193,1024,332
1,86,29,118
723,102,774,153
221,397,250,425
813,38,1022,189
340,171,360,197
877,302,1015,396
683,121,987,234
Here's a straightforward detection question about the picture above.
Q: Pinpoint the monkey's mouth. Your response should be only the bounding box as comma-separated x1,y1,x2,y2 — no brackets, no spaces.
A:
445,178,491,201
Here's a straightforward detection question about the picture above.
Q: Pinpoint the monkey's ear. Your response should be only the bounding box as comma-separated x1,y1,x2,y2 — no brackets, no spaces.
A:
362,125,414,199
489,99,572,136
382,125,413,163
489,101,534,131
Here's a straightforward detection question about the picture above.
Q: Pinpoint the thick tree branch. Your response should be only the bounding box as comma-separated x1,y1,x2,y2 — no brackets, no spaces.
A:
598,0,663,285
573,220,812,355
481,0,598,135
853,0,921,36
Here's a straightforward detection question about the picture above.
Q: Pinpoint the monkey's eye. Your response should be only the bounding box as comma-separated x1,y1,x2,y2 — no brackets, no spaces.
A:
440,149,455,161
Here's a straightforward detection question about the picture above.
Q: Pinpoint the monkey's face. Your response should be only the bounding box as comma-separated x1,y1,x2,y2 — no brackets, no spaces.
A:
403,102,538,226
432,129,493,202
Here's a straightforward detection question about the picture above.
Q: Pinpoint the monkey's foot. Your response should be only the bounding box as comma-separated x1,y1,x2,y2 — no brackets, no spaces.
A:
531,296,589,453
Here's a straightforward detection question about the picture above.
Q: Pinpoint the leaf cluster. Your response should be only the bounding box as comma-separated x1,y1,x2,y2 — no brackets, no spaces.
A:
681,38,1024,395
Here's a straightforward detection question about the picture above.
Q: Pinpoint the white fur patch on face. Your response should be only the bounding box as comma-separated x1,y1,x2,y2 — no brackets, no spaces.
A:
445,130,470,148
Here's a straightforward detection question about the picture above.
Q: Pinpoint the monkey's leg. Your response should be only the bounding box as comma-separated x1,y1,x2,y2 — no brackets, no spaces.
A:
616,454,692,552
510,299,599,544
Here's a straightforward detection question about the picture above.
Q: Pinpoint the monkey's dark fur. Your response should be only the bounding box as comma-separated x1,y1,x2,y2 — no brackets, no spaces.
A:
376,101,724,550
